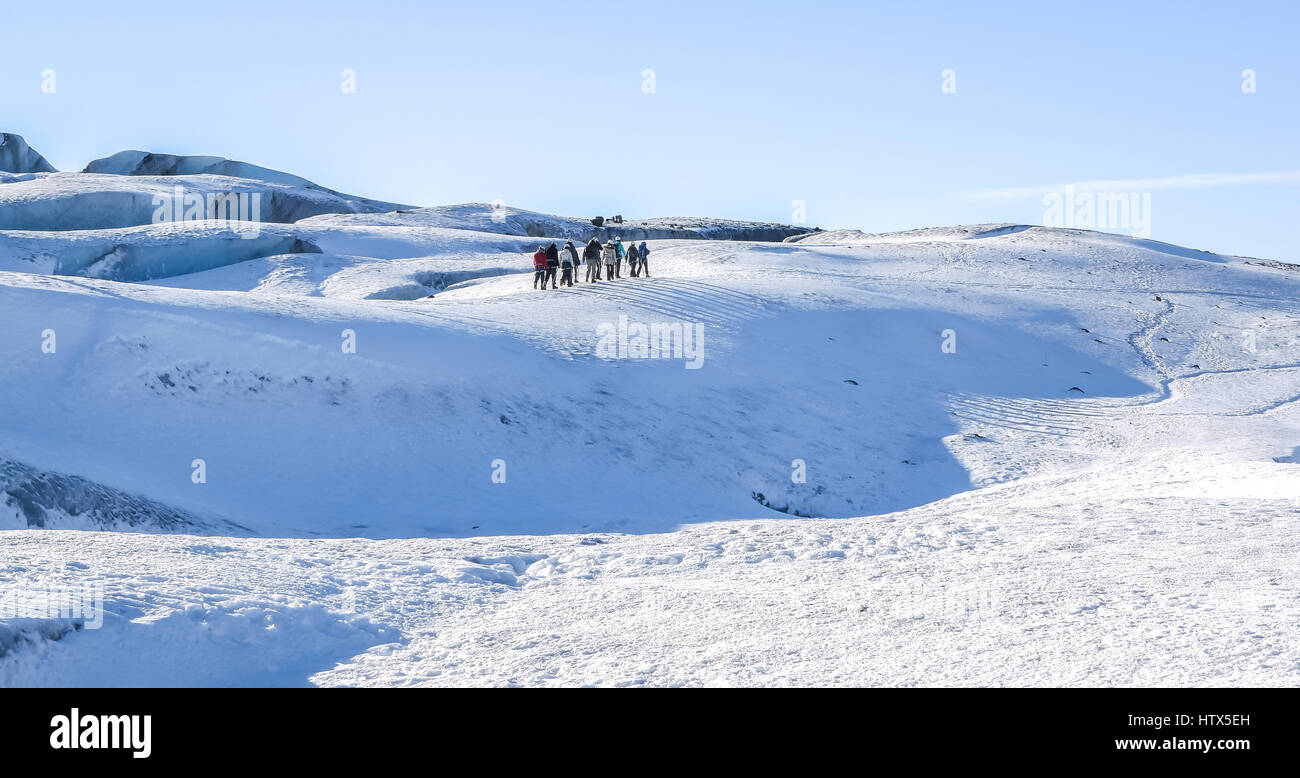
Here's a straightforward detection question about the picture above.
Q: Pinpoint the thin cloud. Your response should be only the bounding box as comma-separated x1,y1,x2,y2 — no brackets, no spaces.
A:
966,171,1300,200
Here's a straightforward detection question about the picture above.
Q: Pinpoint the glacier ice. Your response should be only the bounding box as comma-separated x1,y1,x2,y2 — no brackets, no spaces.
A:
84,149,406,213
0,133,56,174
0,221,321,282
0,173,398,231
0,454,240,532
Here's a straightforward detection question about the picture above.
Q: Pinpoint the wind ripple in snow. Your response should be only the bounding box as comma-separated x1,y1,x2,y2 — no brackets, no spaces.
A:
566,278,777,328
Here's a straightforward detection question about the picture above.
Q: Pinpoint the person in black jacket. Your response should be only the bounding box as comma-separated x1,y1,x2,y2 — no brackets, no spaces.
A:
627,242,641,277
544,242,560,289
584,238,602,282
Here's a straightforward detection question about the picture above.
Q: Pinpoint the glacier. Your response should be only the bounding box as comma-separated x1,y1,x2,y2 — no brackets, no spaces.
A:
2,137,1298,688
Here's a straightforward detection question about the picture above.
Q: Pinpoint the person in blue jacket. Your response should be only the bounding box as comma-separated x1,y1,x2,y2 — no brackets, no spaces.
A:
637,241,650,277
613,237,626,278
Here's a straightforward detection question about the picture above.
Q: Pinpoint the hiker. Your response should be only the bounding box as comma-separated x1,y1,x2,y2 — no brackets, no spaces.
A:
602,239,617,280
567,241,581,283
532,245,547,289
627,241,641,277
613,237,626,278
638,241,650,277
584,238,602,281
544,242,560,289
561,240,578,287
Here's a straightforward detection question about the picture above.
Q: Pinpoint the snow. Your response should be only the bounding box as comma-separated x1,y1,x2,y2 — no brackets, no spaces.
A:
2,183,1299,686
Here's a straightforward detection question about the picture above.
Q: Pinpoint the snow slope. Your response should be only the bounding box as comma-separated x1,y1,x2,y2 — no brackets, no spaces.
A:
2,205,1298,686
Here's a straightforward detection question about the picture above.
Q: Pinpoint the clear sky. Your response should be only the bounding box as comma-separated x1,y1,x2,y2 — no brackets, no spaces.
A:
4,0,1297,260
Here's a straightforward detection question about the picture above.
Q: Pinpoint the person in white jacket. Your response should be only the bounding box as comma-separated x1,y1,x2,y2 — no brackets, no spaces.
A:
560,241,579,287
602,240,617,280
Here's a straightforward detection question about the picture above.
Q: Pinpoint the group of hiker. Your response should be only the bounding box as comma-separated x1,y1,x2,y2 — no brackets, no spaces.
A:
532,237,650,290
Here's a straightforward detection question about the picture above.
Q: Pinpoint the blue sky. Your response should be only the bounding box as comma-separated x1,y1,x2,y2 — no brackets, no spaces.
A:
3,0,1297,259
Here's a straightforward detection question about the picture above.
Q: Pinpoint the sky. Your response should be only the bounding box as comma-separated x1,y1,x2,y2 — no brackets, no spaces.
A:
3,0,1298,260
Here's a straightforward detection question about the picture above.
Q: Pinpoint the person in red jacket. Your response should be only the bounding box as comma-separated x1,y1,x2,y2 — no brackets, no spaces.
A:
532,246,547,289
